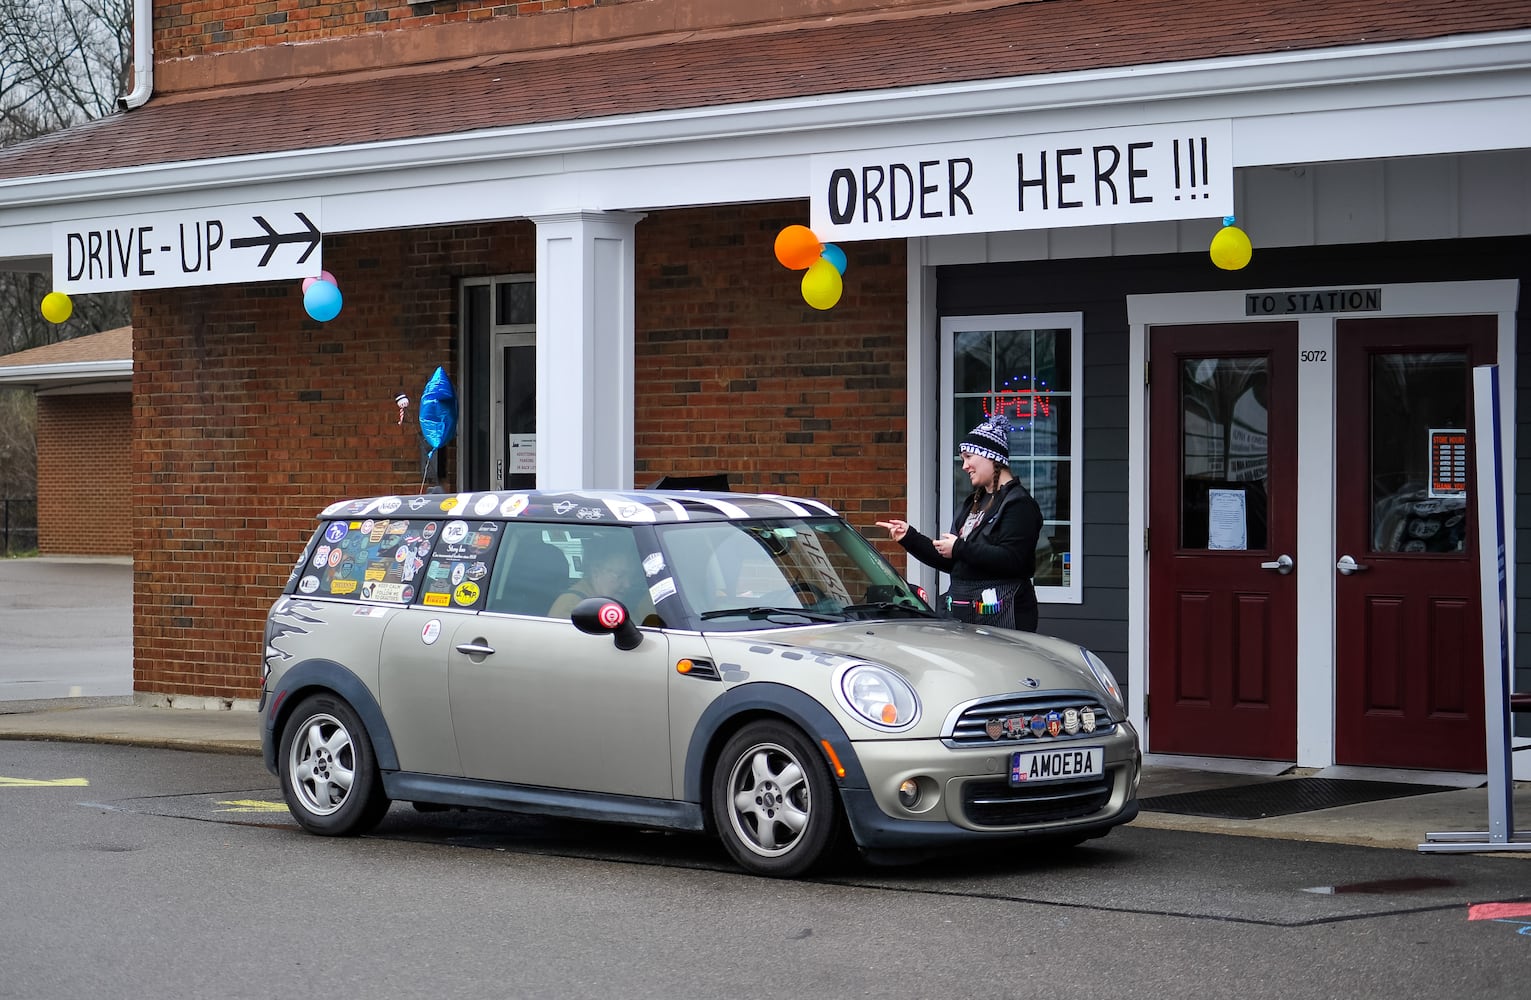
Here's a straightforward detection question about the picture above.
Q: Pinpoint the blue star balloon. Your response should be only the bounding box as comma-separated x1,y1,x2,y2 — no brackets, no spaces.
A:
419,366,457,451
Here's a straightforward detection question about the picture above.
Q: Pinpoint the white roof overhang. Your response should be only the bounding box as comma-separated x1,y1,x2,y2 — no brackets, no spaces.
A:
1,28,1528,263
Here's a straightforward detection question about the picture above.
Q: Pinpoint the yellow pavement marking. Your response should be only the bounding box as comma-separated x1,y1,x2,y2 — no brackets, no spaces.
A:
215,799,290,813
0,776,90,787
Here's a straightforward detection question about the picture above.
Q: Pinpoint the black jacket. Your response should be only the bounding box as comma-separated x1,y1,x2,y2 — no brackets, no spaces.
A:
899,479,1042,629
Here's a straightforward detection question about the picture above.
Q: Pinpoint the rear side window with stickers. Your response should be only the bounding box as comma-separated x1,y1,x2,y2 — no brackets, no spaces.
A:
415,519,501,611
294,518,437,604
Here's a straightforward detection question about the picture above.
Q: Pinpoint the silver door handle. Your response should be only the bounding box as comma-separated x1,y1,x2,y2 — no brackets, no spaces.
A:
455,641,496,656
1336,555,1369,575
1259,554,1293,575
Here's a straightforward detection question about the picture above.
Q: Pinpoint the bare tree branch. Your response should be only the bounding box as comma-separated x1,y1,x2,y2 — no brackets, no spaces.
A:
0,1,134,503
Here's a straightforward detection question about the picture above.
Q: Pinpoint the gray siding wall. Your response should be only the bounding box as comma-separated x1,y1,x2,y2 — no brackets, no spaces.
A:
937,236,1528,723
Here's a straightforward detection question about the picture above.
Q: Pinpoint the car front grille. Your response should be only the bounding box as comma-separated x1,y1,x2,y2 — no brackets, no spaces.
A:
943,691,1115,748
961,776,1113,828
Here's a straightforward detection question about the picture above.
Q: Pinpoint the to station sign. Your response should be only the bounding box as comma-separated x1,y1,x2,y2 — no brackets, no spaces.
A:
52,199,323,293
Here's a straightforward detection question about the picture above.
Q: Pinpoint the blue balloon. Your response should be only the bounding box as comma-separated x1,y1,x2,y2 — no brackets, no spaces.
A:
821,243,847,275
303,280,342,322
419,366,457,450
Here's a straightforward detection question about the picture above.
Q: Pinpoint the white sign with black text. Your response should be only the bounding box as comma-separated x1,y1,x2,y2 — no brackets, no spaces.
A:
809,120,1232,241
52,199,323,293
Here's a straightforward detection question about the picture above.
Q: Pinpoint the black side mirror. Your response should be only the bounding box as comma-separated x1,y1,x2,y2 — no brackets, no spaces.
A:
570,597,643,651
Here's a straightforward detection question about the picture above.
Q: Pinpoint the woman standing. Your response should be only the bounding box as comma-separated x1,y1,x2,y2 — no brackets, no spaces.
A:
877,413,1043,632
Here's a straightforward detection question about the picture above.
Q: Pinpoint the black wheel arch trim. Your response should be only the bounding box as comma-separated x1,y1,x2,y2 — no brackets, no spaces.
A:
683,681,869,803
261,659,399,775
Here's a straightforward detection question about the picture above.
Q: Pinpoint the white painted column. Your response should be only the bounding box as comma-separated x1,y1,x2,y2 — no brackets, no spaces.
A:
532,211,644,489
904,236,940,592
1295,316,1336,768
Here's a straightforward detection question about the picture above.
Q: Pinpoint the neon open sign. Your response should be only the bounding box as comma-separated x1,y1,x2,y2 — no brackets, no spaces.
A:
984,388,1052,422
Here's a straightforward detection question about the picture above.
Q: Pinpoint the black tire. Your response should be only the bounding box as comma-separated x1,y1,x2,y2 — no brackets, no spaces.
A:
710,720,842,878
278,693,390,836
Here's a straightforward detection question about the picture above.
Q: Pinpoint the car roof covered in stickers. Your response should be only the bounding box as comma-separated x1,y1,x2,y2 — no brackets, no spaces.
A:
317,489,841,524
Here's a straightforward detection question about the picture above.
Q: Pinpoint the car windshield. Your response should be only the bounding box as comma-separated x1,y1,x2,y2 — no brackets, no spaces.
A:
654,517,936,630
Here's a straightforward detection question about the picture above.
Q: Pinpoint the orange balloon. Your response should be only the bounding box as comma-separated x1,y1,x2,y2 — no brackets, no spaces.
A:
774,225,823,270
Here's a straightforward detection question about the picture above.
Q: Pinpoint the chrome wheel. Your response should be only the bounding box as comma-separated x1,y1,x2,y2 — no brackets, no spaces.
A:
287,711,356,816
278,693,390,836
727,742,811,857
711,721,841,877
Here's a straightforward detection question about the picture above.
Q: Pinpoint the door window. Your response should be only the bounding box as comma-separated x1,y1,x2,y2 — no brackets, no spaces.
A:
1177,356,1269,550
1368,352,1470,554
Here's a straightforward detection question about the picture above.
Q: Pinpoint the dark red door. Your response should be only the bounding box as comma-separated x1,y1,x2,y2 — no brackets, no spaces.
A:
1333,316,1495,772
1148,324,1299,760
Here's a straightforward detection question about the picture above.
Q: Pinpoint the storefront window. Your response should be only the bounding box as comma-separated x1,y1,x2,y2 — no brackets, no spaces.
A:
941,313,1083,603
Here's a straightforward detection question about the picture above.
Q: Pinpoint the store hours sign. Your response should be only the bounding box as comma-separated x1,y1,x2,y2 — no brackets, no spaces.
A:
810,120,1232,241
52,199,323,293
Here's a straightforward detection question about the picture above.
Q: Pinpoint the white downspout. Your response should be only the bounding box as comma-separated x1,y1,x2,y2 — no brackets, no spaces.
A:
118,0,154,110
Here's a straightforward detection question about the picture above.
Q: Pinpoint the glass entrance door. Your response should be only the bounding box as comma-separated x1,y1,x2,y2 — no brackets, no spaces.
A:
462,275,536,491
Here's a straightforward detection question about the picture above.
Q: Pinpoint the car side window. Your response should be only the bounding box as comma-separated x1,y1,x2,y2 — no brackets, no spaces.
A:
415,518,501,611
546,528,652,621
485,524,574,617
293,518,433,603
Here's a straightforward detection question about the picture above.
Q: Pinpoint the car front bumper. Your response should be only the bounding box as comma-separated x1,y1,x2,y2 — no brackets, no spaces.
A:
836,723,1141,852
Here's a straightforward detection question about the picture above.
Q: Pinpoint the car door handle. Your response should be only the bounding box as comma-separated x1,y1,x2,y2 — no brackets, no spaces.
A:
1259,554,1293,575
1335,555,1369,575
455,641,496,656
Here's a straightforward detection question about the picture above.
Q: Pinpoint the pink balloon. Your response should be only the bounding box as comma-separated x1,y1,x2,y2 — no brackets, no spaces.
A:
302,270,336,292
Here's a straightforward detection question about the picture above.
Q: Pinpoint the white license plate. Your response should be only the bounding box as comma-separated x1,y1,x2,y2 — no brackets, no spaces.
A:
1009,745,1104,785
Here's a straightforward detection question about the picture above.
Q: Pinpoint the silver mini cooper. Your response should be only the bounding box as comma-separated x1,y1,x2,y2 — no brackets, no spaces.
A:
261,489,1139,877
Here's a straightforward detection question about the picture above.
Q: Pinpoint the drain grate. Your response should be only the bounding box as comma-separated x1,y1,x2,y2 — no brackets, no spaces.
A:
1139,777,1457,820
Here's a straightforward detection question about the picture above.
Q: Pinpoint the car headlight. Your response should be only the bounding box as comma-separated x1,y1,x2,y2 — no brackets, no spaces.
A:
1081,647,1125,712
834,663,920,732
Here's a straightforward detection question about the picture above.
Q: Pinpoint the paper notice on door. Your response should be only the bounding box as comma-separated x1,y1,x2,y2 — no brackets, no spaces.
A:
1207,488,1248,550
1428,428,1467,497
509,434,537,474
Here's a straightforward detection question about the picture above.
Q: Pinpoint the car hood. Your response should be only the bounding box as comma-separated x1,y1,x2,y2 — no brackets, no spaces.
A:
704,620,1113,737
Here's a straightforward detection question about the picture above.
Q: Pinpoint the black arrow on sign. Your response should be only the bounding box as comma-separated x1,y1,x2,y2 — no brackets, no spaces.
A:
229,212,321,266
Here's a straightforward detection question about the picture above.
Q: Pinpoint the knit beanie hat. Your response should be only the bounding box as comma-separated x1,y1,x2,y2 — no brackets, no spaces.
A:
959,413,1011,466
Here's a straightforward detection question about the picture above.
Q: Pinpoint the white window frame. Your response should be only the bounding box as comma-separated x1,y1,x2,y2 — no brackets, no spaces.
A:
939,312,1085,604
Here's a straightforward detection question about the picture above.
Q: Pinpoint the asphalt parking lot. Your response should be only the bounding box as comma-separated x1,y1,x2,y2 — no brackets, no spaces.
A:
0,556,132,702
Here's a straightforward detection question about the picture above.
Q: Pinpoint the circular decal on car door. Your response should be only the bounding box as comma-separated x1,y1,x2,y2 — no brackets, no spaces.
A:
421,619,442,645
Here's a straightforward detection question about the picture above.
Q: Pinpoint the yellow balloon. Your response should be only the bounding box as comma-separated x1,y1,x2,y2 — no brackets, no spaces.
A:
801,258,843,310
40,291,73,324
1210,226,1252,270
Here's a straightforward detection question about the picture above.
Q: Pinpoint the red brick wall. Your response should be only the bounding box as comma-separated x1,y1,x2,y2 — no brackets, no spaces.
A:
155,0,952,57
132,203,908,699
153,0,991,91
36,394,132,557
132,223,535,699
633,203,908,542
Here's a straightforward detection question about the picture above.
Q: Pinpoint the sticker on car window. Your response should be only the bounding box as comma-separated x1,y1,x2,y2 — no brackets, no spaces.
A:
453,581,480,606
650,577,677,604
643,552,666,577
